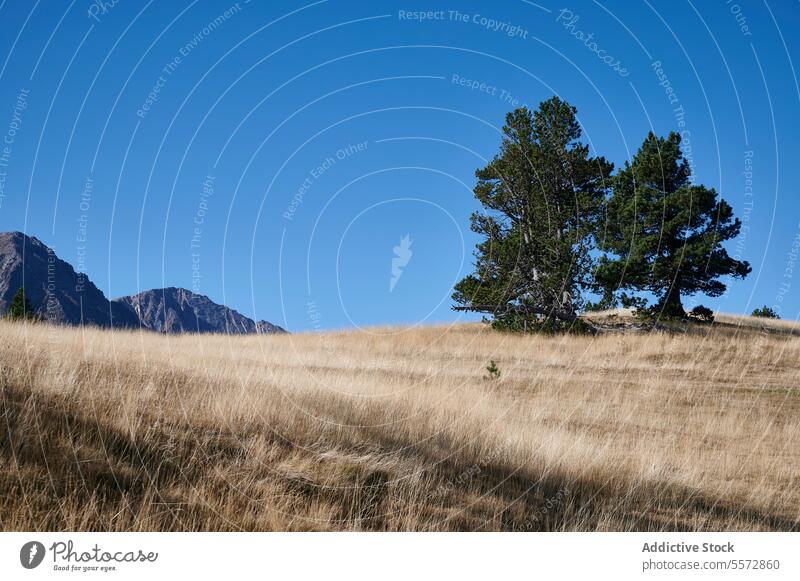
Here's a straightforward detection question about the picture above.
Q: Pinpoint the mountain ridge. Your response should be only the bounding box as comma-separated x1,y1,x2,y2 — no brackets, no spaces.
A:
114,287,285,334
0,231,285,334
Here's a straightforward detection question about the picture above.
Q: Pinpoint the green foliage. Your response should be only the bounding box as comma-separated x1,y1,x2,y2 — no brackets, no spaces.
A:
453,103,751,333
751,305,779,319
595,132,751,319
6,287,36,321
485,360,500,380
453,97,613,331
568,318,599,335
583,293,618,312
688,305,715,323
488,311,570,333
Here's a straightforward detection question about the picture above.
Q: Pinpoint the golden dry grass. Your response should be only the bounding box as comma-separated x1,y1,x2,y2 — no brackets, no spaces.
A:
1,314,798,531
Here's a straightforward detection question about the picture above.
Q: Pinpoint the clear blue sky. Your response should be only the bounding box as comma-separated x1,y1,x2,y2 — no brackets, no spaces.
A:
0,0,798,331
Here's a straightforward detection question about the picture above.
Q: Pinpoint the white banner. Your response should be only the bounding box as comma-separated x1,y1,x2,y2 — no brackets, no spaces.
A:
0,532,797,580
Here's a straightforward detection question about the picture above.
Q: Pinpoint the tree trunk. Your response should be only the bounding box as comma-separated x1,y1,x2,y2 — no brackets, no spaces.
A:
659,281,685,318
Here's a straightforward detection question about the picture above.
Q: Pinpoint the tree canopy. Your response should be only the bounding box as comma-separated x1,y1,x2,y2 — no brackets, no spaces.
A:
7,287,36,321
454,101,750,331
594,132,750,318
452,97,613,331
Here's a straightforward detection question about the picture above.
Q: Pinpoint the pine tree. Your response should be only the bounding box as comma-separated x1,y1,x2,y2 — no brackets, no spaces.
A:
7,287,36,320
453,98,613,331
595,132,750,318
752,305,779,319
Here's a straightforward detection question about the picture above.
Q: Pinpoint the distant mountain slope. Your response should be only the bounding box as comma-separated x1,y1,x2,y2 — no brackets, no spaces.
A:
0,231,138,327
113,288,287,334
114,287,286,335
256,320,285,334
0,231,286,334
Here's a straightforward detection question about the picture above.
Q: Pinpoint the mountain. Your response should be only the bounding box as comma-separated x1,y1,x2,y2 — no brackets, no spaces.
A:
113,287,286,335
0,231,138,327
256,320,284,334
0,231,286,334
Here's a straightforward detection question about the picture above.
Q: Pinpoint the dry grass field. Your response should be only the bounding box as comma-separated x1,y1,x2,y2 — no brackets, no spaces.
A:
1,313,799,531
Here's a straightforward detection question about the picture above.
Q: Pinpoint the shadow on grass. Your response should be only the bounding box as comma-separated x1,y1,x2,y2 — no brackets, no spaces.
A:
1,381,797,531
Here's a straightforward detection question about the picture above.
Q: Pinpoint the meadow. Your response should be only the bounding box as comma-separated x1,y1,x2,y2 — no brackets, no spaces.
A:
1,313,798,531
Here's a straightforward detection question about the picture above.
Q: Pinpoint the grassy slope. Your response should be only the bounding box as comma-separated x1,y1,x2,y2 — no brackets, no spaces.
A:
1,315,798,531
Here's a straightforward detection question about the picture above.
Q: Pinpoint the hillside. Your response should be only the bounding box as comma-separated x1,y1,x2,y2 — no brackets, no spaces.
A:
0,316,798,531
114,287,285,334
0,231,284,334
0,231,138,328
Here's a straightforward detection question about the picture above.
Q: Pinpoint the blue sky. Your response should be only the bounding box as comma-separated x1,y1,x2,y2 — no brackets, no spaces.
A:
0,0,798,331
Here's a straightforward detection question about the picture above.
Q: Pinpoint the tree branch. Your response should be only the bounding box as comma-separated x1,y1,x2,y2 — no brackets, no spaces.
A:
453,303,577,323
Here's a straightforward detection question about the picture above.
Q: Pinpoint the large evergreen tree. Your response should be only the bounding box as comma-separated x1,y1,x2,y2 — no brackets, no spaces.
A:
595,132,750,317
453,97,613,330
7,287,36,320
